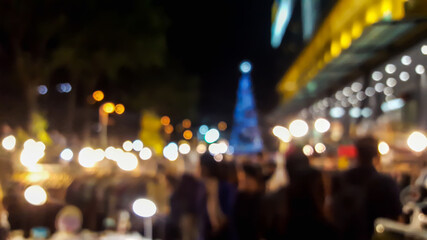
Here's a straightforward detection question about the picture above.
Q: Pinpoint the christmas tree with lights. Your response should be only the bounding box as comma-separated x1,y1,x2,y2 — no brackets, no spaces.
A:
229,61,263,155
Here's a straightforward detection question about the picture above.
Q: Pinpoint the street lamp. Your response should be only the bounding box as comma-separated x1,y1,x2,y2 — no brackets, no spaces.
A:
97,98,125,147
132,198,157,240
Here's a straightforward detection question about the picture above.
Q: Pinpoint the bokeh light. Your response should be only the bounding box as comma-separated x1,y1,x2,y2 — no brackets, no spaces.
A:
160,116,170,126
94,149,105,162
102,102,115,114
60,148,73,161
196,143,207,154
314,118,330,133
117,152,139,171
164,125,174,134
199,125,209,135
314,143,326,154
105,146,116,160
240,61,252,73
302,145,314,156
2,135,16,151
378,141,390,155
272,126,292,142
289,120,309,138
407,131,427,152
37,85,48,95
218,121,227,131
123,140,133,152
209,142,228,155
182,119,191,128
78,147,97,168
139,147,152,160
132,198,157,218
179,143,191,155
115,104,125,115
92,90,104,102
183,130,193,140
204,129,220,143
24,185,47,206
132,140,143,151
214,154,223,162
20,140,45,168
163,142,179,161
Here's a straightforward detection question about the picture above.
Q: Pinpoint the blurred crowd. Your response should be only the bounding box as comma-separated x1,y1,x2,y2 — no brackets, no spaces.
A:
1,136,425,240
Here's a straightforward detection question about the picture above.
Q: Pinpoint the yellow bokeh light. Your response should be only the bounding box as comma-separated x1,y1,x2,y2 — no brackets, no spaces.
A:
92,90,104,102
218,121,227,131
183,130,193,140
340,32,351,49
182,119,191,128
378,141,390,155
115,104,125,115
330,40,341,58
351,22,363,39
366,7,378,24
160,116,170,126
165,125,174,134
102,102,115,114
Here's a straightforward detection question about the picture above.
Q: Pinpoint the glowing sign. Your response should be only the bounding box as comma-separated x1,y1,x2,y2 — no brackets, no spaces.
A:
271,0,295,48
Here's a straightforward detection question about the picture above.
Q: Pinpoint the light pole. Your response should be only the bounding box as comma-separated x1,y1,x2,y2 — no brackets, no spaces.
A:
92,90,125,147
132,198,157,240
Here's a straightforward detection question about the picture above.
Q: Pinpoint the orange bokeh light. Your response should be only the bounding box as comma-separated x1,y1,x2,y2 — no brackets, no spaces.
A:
102,102,115,114
93,90,105,102
161,116,170,126
182,119,191,128
218,121,227,131
115,104,125,115
183,130,193,140
164,125,174,134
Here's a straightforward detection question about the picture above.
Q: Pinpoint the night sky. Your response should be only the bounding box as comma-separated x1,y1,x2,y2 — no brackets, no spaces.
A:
162,0,281,122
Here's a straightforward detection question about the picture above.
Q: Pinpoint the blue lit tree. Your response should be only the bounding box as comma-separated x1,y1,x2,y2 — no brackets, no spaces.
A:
230,61,263,155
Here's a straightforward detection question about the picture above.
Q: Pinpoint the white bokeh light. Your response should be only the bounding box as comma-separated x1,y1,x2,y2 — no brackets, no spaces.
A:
302,145,314,156
272,126,292,142
133,198,157,218
351,82,363,92
196,143,207,154
314,143,326,154
117,152,138,171
378,141,390,155
204,129,220,143
163,142,179,161
416,65,425,75
314,118,330,133
372,71,383,81
422,45,427,55
24,185,47,206
2,135,16,151
375,83,385,92
179,143,191,155
289,120,309,138
401,55,412,66
132,140,143,151
385,64,396,74
139,147,152,160
60,148,73,161
78,147,97,168
123,141,133,152
365,87,375,97
386,78,397,87
399,71,410,81
407,131,427,152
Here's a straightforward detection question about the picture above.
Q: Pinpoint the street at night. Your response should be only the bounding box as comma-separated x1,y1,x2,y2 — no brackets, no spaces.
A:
0,0,427,239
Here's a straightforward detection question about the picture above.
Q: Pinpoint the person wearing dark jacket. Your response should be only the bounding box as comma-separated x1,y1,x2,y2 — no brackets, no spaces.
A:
335,136,402,240
261,148,337,240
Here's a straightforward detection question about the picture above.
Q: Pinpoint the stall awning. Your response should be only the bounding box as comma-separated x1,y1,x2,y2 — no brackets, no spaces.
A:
275,0,427,116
